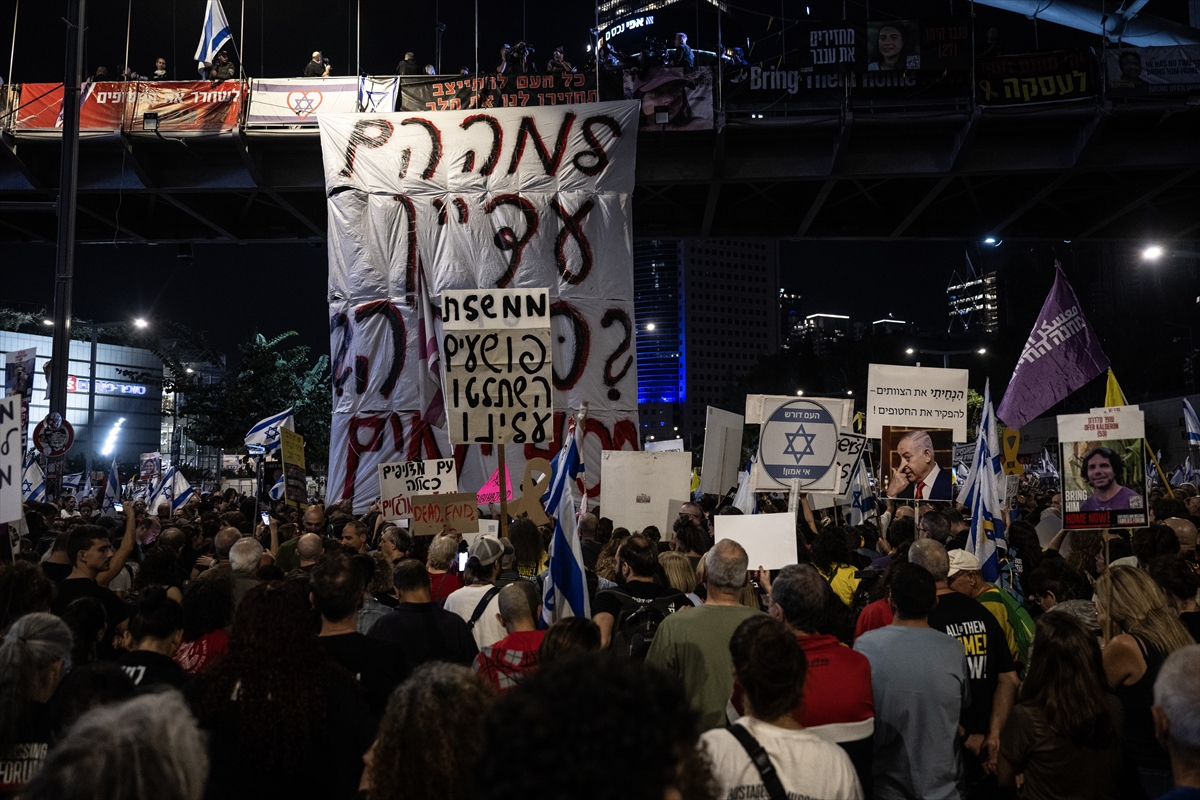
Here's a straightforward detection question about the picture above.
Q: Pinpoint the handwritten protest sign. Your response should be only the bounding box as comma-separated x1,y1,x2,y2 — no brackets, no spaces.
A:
0,397,21,523
410,492,479,536
442,288,554,446
379,458,458,521
279,428,307,504
866,364,969,441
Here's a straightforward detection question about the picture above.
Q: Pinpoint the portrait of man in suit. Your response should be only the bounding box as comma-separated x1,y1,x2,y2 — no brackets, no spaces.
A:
885,429,952,501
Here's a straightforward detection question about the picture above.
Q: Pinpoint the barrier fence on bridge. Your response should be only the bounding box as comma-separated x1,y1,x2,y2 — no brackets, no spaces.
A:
1,42,1197,135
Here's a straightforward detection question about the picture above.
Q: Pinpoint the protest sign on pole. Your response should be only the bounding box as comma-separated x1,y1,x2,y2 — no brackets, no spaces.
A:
0,397,22,524
319,100,642,514
410,492,479,536
866,364,969,441
279,428,307,505
747,395,853,492
700,406,744,496
378,458,458,521
441,287,554,446
1058,405,1148,530
600,451,691,538
714,513,798,570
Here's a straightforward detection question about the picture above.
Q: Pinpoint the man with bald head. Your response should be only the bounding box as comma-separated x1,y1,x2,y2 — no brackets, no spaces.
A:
275,505,328,572
472,582,545,693
1163,517,1198,563
887,430,952,501
296,533,325,572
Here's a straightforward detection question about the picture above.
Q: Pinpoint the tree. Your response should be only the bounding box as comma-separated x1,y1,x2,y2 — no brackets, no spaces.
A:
151,327,332,472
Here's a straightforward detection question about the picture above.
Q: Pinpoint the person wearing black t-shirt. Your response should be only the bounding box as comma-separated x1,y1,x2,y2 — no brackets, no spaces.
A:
50,524,132,648
304,50,330,77
116,586,188,691
911,539,1018,789
312,553,405,718
368,558,478,679
592,535,692,649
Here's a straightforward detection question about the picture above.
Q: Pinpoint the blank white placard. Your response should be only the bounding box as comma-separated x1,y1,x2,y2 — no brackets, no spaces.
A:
714,513,798,570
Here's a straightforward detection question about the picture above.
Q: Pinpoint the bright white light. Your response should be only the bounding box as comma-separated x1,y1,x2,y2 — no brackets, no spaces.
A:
42,319,54,326
905,348,914,354
977,348,987,355
1142,245,1164,260
673,426,678,431
101,417,126,456
646,323,656,331
984,237,996,244
846,390,853,396
185,368,194,374
586,44,592,52
134,318,149,328
795,390,804,396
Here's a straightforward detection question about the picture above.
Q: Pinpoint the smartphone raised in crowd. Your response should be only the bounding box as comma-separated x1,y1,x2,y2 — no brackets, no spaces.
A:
457,552,468,571
261,512,270,526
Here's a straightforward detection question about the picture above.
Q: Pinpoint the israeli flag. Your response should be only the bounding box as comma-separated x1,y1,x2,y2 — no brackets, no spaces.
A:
148,466,195,514
1184,398,1200,448
732,458,756,515
958,379,1005,583
194,0,232,68
848,461,876,525
541,419,590,625
245,407,294,456
359,76,399,113
22,457,46,503
269,474,286,501
101,460,121,517
61,472,83,493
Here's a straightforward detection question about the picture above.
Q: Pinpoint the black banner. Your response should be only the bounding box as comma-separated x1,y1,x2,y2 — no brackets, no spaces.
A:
783,18,970,75
724,65,969,107
398,73,598,112
976,51,1097,105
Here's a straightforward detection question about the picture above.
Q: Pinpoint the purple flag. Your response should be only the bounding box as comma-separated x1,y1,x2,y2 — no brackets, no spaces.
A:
997,263,1109,429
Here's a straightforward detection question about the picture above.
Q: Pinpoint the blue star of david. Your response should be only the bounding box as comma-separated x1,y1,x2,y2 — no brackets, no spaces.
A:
23,480,33,494
781,425,817,464
264,426,280,444
292,96,316,114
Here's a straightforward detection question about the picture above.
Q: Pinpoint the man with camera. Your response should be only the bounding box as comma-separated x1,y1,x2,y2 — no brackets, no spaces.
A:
498,42,533,75
304,50,331,77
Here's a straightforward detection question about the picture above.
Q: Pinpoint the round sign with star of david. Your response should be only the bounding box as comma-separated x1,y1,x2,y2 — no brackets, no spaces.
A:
758,399,840,489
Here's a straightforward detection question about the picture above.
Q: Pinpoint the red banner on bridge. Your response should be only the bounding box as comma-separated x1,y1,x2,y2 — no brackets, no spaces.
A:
8,81,244,131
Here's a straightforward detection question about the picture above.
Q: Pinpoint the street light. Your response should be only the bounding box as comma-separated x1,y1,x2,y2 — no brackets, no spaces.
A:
1142,245,1164,261
80,317,149,491
795,390,804,396
906,347,988,368
905,348,914,354
134,318,149,328
977,348,987,355
646,323,656,331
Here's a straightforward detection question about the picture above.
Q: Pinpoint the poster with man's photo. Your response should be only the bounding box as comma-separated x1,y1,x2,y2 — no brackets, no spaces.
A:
1106,45,1200,96
4,348,36,398
1057,405,1148,529
623,66,714,131
881,426,955,502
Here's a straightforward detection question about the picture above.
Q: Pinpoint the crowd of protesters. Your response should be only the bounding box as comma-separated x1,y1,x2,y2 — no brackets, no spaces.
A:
2,474,1199,800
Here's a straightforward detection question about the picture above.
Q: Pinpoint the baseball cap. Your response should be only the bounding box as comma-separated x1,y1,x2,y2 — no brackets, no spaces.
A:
946,549,981,579
468,534,513,567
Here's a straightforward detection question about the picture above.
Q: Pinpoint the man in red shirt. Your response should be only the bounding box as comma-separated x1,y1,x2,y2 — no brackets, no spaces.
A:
736,564,875,792
472,581,545,694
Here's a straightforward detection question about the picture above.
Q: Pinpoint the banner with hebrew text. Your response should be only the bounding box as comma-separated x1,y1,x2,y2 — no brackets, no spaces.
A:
976,50,1097,105
318,101,642,512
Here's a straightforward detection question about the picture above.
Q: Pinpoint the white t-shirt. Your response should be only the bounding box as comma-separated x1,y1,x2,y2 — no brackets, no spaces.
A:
442,583,506,648
701,717,863,800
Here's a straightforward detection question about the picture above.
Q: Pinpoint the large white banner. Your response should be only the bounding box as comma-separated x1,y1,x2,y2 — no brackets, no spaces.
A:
319,101,641,512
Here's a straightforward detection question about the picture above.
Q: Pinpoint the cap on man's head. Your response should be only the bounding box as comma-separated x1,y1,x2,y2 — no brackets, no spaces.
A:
947,549,980,578
469,534,513,566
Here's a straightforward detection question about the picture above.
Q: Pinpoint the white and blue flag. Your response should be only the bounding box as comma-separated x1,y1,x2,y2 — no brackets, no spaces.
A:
148,466,195,514
101,460,121,517
359,76,399,113
194,0,233,69
61,472,83,493
22,457,46,503
848,461,875,526
541,418,589,626
1185,398,1200,448
732,458,756,515
958,379,1006,583
245,407,294,456
269,474,286,501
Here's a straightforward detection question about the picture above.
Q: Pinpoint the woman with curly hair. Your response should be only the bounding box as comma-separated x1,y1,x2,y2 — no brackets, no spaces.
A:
364,663,494,800
594,527,631,582
193,580,374,800
997,612,1122,799
1094,566,1195,799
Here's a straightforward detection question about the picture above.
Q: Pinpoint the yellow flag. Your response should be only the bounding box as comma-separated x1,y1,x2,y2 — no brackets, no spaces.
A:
853,411,865,432
1105,369,1127,407
690,468,700,495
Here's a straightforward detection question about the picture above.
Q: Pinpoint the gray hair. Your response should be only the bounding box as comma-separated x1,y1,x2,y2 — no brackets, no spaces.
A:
769,564,830,633
1154,644,1200,761
704,539,749,591
909,539,950,583
898,430,934,455
213,527,240,559
427,535,458,570
0,613,72,750
22,690,209,800
229,538,263,575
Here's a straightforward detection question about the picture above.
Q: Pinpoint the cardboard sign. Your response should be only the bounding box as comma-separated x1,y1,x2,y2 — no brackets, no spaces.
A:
279,428,307,504
749,395,853,492
807,428,868,506
0,397,21,524
714,512,798,570
866,364,969,441
475,467,514,505
441,288,554,446
645,438,684,452
378,458,458,521
509,458,552,525
1057,405,1148,530
600,451,691,538
700,406,744,496
410,492,479,536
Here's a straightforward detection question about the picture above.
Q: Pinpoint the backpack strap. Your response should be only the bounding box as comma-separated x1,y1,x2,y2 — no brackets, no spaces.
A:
726,723,788,800
467,586,503,630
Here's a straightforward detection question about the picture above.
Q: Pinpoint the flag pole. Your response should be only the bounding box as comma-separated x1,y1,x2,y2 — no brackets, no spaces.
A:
7,0,16,86
239,0,245,80
124,0,131,78
498,445,509,538
1145,441,1175,498
575,400,590,520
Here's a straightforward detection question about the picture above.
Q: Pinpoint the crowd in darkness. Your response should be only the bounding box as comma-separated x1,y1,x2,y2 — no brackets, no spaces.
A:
2,478,1200,800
